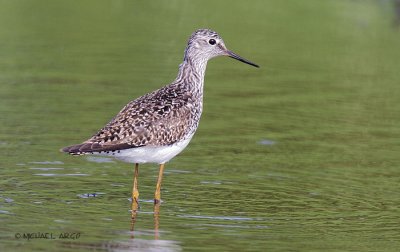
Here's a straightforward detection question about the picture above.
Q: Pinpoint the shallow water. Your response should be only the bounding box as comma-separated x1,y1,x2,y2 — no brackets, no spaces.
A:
1,0,400,251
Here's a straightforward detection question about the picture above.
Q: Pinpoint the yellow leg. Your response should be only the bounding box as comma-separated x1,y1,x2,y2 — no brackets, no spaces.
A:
131,163,139,212
154,163,165,204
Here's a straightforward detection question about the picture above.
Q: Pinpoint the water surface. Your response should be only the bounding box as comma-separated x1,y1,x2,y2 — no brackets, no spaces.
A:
1,0,400,251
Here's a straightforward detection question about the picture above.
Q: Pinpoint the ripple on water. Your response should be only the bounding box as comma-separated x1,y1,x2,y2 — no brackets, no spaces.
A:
77,192,106,198
164,169,192,174
178,215,268,232
1,196,14,203
29,161,64,165
177,214,255,221
127,198,157,204
4,198,14,203
0,210,12,215
200,181,222,185
185,223,270,229
29,167,64,171
54,219,70,223
111,183,125,187
257,139,276,146
34,173,89,177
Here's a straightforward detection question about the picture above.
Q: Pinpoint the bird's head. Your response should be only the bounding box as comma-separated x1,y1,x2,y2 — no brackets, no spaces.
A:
184,29,259,68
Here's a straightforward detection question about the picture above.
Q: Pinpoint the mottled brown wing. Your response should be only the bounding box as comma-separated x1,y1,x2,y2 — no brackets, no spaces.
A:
61,94,193,155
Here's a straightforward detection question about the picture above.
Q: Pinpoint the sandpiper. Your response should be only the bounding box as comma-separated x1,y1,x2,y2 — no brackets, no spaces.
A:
61,29,259,206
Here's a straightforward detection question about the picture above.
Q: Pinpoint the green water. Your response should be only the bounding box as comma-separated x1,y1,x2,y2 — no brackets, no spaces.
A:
1,0,400,251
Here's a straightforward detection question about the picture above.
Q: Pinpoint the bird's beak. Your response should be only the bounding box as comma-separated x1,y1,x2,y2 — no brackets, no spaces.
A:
226,50,259,68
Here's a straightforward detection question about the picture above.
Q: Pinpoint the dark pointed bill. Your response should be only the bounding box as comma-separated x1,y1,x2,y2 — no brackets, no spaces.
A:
227,50,259,68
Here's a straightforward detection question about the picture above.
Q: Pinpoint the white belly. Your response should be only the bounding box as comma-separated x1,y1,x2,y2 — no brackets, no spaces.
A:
94,134,194,164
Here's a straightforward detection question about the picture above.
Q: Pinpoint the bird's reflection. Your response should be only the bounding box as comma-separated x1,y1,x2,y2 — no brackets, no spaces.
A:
153,203,160,240
60,202,179,252
130,201,161,240
130,208,137,239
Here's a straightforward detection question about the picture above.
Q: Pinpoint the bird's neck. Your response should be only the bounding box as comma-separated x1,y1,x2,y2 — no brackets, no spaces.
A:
175,57,208,95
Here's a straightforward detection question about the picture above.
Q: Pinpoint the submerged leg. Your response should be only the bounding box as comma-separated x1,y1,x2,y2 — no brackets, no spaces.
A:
132,163,139,212
154,163,165,204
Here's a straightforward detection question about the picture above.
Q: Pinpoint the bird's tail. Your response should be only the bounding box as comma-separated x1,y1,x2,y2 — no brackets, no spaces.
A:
60,143,90,155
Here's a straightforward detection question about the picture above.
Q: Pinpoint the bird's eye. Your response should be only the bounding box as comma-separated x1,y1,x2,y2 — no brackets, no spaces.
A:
208,39,216,45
